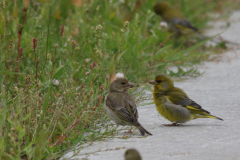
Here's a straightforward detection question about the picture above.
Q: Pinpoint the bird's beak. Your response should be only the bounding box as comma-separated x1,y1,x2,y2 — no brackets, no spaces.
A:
148,80,157,86
127,82,135,88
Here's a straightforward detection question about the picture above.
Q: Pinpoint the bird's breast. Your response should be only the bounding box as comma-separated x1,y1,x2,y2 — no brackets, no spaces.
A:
153,92,190,123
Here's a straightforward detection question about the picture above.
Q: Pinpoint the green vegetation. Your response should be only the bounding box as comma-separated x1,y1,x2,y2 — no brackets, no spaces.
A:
0,0,235,159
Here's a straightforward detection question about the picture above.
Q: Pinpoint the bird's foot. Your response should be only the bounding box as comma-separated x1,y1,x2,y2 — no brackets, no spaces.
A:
185,41,193,47
124,129,133,134
163,123,181,126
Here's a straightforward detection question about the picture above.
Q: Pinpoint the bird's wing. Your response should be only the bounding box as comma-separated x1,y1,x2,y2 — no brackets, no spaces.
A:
125,93,139,118
172,18,198,32
106,92,138,124
166,87,210,114
160,8,198,33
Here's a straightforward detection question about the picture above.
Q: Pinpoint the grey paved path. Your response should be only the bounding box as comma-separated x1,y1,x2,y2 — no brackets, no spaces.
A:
62,12,240,160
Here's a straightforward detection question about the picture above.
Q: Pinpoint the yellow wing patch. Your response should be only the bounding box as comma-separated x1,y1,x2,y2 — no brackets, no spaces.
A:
205,115,219,119
186,105,200,111
175,24,195,34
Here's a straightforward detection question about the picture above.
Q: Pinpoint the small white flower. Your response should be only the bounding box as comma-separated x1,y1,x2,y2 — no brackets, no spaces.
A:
52,79,59,86
14,87,19,92
96,24,103,30
160,21,168,28
76,87,80,91
85,72,90,76
85,58,91,63
115,73,124,80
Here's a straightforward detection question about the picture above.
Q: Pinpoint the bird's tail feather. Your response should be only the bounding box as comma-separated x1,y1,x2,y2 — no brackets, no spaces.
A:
205,115,223,121
137,123,152,136
193,113,223,121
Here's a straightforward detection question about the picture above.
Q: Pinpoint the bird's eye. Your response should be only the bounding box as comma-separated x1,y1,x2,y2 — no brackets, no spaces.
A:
157,80,162,83
121,82,126,85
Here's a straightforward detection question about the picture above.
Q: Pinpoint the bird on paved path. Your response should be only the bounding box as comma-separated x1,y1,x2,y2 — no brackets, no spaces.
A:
148,74,223,126
105,78,152,135
153,1,240,46
153,1,198,37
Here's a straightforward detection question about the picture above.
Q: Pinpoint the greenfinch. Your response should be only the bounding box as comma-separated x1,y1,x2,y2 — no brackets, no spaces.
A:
153,1,198,36
124,148,142,160
105,78,152,136
148,74,223,126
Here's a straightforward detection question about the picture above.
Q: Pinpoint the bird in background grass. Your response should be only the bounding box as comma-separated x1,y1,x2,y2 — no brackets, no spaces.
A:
153,1,198,37
148,74,223,126
153,1,240,46
105,73,152,136
124,148,142,160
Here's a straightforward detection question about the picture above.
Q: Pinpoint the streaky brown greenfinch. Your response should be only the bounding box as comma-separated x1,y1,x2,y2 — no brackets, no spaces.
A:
148,74,223,126
124,148,142,160
105,78,152,136
153,1,198,36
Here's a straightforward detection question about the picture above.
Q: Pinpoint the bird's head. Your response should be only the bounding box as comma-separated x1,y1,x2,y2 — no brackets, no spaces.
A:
110,78,135,92
153,1,172,15
124,148,142,160
148,74,174,92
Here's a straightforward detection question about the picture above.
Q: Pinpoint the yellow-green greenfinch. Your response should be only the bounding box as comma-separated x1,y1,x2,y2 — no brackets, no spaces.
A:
124,148,142,160
105,78,152,136
153,1,198,36
148,74,223,126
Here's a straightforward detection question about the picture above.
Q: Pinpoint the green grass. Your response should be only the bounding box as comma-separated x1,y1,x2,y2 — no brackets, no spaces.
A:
0,0,235,159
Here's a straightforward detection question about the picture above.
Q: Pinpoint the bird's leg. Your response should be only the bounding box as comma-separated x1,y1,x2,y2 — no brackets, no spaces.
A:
185,36,193,47
185,40,192,47
163,123,181,126
125,129,133,133
124,127,133,133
